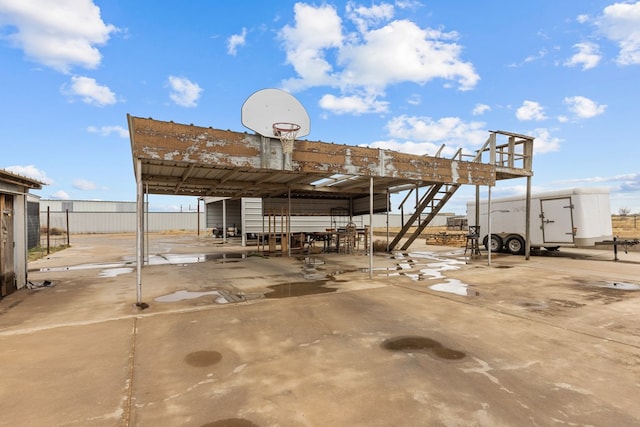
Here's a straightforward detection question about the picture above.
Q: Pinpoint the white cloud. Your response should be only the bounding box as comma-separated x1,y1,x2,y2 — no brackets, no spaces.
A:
4,165,53,184
516,100,547,121
564,95,606,118
167,75,203,108
564,42,601,70
529,128,561,154
227,27,247,56
554,173,640,198
64,76,116,106
73,179,97,191
524,49,548,63
407,94,421,105
279,3,343,90
365,139,444,156
364,115,487,157
87,125,128,138
319,93,388,115
596,1,640,65
386,115,486,145
0,0,117,73
279,3,479,113
345,1,394,33
51,190,70,200
557,172,639,185
576,14,590,24
472,103,491,116
338,20,479,91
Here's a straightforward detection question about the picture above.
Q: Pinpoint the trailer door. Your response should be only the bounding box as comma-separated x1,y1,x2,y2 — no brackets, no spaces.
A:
540,197,574,244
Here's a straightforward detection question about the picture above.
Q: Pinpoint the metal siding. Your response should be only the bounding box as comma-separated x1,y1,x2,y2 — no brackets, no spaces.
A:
226,198,451,233
206,199,242,231
243,198,264,234
39,200,138,212
39,211,205,233
352,193,389,216
262,198,350,216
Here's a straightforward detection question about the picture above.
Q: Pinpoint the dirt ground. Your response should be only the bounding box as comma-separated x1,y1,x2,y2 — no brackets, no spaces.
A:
1,232,639,426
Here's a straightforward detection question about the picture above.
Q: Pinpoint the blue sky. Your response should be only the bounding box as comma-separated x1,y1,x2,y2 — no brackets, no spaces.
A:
1,0,639,214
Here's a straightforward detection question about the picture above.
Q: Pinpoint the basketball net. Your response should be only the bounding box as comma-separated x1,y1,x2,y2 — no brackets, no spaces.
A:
272,122,300,154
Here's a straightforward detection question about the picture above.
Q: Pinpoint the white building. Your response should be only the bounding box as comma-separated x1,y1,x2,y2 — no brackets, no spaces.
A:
39,199,206,234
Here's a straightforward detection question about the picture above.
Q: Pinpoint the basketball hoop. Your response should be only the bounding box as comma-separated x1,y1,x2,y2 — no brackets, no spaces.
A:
272,122,300,154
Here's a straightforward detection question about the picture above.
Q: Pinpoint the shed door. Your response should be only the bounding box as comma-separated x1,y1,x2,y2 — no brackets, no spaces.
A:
1,194,16,298
540,197,574,244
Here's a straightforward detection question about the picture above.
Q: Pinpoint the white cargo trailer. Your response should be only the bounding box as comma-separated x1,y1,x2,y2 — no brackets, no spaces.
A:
466,187,613,254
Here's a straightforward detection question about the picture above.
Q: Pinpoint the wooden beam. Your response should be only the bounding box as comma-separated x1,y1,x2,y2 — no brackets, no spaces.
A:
129,116,497,187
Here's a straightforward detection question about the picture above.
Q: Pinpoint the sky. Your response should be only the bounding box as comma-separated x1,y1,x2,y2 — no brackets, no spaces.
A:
1,0,639,215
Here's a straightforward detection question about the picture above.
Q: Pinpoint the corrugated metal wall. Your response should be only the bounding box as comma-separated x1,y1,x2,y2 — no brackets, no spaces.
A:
242,198,264,235
352,193,389,215
207,198,452,235
40,211,205,234
262,197,350,216
38,197,453,235
206,199,242,231
38,199,205,234
40,199,137,212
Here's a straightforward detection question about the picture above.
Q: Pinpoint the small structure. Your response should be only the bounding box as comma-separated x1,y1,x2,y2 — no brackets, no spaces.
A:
0,169,44,298
127,88,534,306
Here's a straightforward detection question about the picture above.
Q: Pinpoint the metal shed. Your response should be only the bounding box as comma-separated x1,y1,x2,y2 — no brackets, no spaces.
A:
0,169,44,298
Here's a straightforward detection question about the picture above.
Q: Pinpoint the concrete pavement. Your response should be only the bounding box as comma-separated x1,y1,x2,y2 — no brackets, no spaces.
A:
1,233,639,426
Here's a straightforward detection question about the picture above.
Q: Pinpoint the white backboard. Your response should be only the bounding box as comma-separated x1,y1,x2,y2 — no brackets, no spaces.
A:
241,88,310,138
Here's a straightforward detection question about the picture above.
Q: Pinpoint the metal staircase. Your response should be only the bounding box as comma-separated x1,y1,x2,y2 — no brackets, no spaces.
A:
388,141,492,251
388,183,461,251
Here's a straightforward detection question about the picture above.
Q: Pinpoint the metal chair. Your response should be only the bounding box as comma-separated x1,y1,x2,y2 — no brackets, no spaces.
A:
464,225,481,263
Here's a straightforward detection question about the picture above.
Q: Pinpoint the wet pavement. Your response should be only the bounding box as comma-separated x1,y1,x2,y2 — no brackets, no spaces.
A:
1,233,640,426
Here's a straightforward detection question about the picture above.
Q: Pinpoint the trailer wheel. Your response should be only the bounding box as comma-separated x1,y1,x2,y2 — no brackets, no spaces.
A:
483,235,503,252
505,235,525,255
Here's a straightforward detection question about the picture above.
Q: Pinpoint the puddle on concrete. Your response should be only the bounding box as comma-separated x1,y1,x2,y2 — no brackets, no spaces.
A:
383,251,466,282
603,281,640,291
38,252,249,273
38,262,130,272
201,419,259,427
429,279,478,296
185,350,222,367
154,290,228,304
519,301,549,310
304,257,325,266
302,271,327,280
98,267,134,277
382,336,466,360
264,281,337,299
147,252,247,266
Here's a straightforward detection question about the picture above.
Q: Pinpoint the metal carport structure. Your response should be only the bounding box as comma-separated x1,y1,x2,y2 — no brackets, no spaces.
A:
128,115,533,307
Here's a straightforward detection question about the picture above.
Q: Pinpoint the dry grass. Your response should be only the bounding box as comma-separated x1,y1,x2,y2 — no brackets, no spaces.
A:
612,215,640,239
